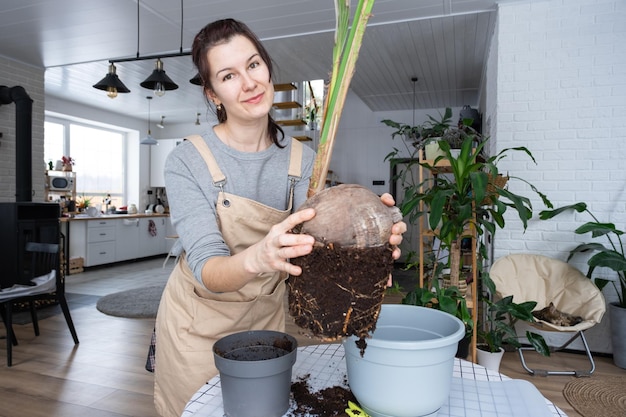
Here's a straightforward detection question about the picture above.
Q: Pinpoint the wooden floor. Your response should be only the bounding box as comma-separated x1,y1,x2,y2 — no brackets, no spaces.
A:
0,258,624,417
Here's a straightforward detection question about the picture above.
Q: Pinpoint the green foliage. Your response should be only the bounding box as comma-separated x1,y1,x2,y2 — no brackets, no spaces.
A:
480,274,550,356
398,134,552,253
402,281,474,337
381,107,454,150
539,202,626,307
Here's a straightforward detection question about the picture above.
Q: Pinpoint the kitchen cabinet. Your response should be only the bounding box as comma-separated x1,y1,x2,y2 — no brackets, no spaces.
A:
85,219,116,267
137,217,167,258
150,138,183,187
65,215,169,269
116,218,139,261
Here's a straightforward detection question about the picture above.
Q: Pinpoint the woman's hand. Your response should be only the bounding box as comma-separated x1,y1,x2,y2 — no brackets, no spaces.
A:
244,208,316,277
380,193,406,260
380,193,406,287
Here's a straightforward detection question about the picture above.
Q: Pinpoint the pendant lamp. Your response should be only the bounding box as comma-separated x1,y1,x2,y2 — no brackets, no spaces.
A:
141,96,158,145
92,63,130,98
190,73,202,86
141,58,178,96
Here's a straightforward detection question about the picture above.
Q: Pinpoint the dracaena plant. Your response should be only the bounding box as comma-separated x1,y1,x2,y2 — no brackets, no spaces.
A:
398,134,552,287
539,202,626,308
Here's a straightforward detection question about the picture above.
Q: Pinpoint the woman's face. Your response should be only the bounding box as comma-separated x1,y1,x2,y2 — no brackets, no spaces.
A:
205,35,274,123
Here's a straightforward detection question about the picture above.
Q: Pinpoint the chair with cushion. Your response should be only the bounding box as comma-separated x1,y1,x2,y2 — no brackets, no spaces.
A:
489,253,605,376
0,242,79,366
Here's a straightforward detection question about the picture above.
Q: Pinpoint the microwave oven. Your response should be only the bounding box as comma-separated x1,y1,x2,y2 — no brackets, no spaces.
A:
47,175,75,192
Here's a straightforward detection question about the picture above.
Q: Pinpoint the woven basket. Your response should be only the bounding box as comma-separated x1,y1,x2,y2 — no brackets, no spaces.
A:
481,174,508,205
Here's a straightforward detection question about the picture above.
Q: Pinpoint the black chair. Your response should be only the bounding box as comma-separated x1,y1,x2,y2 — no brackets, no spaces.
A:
0,242,79,366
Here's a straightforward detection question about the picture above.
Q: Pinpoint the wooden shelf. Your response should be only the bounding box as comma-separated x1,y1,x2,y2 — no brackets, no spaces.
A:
276,119,306,127
273,101,302,110
274,83,297,91
293,135,313,142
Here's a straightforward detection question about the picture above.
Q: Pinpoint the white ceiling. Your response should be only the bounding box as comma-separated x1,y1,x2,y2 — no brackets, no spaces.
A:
0,0,506,126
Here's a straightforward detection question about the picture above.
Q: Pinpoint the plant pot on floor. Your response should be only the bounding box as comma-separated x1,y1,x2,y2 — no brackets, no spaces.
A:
609,302,626,369
213,330,297,417
343,304,465,417
476,346,505,372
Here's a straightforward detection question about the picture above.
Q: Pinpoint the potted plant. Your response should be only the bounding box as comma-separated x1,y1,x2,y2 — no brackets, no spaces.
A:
381,107,454,158
61,155,75,172
477,273,550,371
408,135,552,289
539,202,626,369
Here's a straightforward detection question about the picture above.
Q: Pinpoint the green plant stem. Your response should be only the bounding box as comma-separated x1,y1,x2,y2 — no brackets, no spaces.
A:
308,0,375,196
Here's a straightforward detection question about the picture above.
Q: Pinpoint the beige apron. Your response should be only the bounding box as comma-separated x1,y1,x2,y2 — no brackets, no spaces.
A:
154,135,303,417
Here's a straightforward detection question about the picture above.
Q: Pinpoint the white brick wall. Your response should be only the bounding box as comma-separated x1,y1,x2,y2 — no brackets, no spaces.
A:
485,0,626,353
0,57,46,202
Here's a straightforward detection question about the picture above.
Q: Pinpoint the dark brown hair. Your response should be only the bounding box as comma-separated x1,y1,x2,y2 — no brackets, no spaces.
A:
192,18,284,146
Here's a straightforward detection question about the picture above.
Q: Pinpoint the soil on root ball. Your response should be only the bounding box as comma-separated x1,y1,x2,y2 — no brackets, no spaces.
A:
288,243,394,346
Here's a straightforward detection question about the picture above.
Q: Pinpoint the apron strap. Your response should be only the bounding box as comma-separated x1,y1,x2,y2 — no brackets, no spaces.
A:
288,138,303,179
185,135,226,188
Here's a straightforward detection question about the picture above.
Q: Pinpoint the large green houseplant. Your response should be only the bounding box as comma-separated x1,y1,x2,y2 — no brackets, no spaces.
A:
539,202,626,368
399,133,552,287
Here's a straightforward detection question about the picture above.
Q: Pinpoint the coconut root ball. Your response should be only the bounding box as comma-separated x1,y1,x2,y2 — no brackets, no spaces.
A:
294,184,403,248
288,184,402,342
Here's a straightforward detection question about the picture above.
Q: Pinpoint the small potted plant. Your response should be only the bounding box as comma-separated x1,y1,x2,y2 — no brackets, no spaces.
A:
61,156,75,172
381,107,454,160
477,273,550,371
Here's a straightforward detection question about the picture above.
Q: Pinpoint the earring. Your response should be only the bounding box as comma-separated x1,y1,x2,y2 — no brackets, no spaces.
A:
216,103,223,111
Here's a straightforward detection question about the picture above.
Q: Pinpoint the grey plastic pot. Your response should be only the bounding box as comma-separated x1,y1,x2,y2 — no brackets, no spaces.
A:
213,330,297,417
343,304,465,417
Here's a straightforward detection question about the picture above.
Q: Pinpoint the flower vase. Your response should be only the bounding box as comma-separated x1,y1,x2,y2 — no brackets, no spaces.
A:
62,164,72,172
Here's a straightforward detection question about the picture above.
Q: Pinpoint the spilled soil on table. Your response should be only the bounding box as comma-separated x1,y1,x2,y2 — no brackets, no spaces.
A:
289,374,356,417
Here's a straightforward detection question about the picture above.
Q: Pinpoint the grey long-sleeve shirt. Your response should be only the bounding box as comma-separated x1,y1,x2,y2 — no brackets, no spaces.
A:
164,127,315,285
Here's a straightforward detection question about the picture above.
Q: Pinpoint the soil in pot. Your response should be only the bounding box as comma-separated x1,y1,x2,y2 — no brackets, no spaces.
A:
213,331,297,417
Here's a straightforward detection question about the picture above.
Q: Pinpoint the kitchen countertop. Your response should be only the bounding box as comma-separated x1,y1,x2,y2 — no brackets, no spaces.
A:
60,213,170,222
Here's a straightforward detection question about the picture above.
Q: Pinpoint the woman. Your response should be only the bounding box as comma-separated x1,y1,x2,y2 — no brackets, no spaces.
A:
154,18,405,417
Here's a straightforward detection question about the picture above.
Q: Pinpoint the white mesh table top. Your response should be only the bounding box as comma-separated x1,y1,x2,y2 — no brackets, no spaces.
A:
182,343,567,417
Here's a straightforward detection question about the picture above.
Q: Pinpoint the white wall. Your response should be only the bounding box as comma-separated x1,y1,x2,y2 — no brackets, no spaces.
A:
0,57,46,203
484,0,626,353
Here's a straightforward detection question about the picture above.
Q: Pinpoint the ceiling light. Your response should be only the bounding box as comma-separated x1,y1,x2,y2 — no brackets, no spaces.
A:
157,115,165,129
190,73,202,86
141,58,179,96
141,96,158,145
92,63,130,98
93,0,188,98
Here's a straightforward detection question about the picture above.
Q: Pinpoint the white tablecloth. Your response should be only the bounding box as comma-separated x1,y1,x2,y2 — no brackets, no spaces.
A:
182,343,567,417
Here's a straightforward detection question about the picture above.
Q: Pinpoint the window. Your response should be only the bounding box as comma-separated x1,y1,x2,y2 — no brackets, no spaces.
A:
45,119,126,208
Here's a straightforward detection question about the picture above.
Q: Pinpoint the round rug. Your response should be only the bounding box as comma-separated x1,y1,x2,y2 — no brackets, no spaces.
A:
563,375,626,417
96,284,165,318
